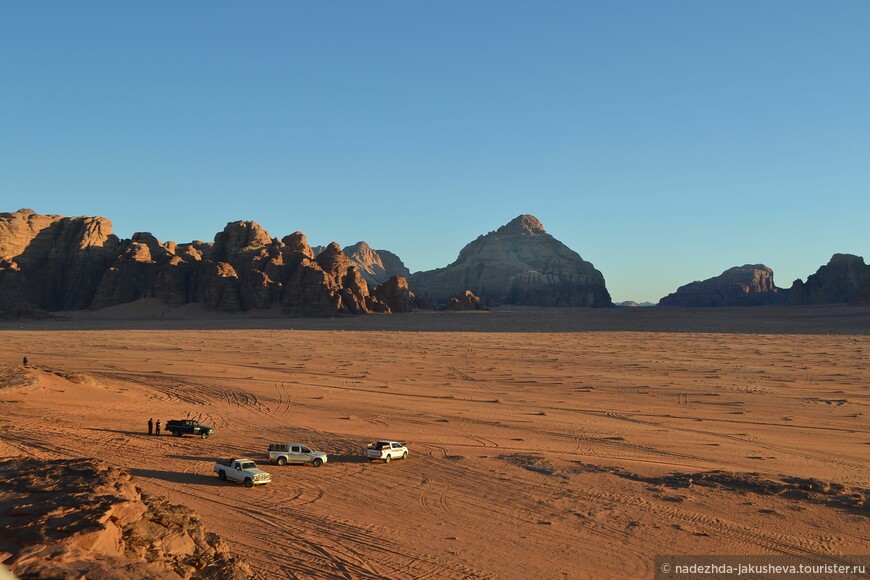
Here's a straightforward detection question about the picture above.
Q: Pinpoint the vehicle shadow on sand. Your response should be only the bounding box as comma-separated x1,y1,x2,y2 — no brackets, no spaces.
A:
328,454,370,464
128,468,226,487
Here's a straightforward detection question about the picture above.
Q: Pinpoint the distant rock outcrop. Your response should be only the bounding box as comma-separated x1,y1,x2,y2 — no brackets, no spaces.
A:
0,209,392,317
446,290,487,311
409,215,611,307
372,276,414,313
0,457,256,579
659,264,787,307
343,241,411,286
788,254,870,305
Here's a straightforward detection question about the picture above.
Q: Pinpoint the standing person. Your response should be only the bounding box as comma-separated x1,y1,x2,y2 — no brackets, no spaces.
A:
23,356,28,367
148,418,153,435
155,420,161,436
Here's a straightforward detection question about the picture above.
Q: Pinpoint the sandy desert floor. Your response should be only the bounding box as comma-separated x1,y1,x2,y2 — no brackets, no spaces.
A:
1,306,868,578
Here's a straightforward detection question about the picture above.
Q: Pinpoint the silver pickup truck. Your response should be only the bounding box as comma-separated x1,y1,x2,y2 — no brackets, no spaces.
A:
267,443,328,467
213,458,272,487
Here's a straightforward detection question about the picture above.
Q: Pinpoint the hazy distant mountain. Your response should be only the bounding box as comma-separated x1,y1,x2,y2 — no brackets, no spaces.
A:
616,301,655,307
788,253,870,305
659,264,787,307
409,215,612,307
342,241,411,286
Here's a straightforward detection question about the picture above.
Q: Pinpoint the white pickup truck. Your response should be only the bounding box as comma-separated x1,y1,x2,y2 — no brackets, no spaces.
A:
366,441,408,463
267,443,328,467
213,458,272,487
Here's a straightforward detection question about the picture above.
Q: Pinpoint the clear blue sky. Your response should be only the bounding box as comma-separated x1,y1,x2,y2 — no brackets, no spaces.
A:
2,2,868,303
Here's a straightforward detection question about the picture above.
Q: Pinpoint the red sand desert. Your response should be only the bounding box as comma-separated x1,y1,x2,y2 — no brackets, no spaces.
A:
1,306,868,578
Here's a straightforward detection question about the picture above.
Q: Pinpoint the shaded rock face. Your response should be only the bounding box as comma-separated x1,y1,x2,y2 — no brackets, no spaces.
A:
0,209,388,317
0,457,256,579
409,215,612,307
377,249,411,279
788,254,870,305
853,280,870,305
343,242,411,286
659,264,787,307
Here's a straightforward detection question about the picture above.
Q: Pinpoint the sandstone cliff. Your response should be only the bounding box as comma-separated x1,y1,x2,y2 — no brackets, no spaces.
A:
0,209,390,317
658,264,787,307
0,457,257,579
0,209,119,315
409,215,611,307
788,254,870,305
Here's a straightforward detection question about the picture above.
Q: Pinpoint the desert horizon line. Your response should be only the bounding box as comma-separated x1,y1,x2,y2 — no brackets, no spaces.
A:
3,207,866,309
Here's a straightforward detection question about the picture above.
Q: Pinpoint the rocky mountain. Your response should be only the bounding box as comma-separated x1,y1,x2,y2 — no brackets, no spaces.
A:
0,457,256,579
0,209,405,317
658,264,787,307
408,215,612,307
343,241,411,286
788,254,870,305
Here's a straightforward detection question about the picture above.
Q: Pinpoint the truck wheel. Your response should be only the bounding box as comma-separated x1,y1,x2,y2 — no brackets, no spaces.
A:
277,457,287,466
384,454,391,463
218,470,227,481
244,478,253,488
173,431,181,437
402,451,408,460
201,432,208,439
312,458,323,468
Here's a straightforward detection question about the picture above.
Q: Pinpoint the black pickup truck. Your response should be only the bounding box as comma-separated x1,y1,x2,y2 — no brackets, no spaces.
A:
165,419,214,438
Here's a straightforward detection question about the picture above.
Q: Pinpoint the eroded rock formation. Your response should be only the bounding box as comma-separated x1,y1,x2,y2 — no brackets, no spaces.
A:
409,215,611,307
0,209,119,315
446,290,487,311
0,209,389,317
658,265,786,307
372,276,414,313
